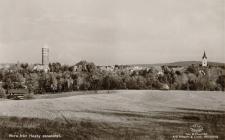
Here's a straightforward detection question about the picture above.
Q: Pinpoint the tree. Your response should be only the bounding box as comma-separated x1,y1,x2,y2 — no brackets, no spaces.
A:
61,65,69,72
57,83,61,92
186,64,199,75
71,73,78,90
80,81,90,90
86,62,96,73
11,72,24,88
58,78,65,92
217,75,225,91
126,77,138,89
75,76,83,90
53,62,61,73
37,70,48,93
4,76,13,91
68,66,74,72
158,75,167,84
21,63,28,69
175,71,181,75
0,85,6,98
122,75,129,89
141,69,148,77
109,76,123,89
91,75,102,90
49,63,54,72
132,71,138,76
162,65,170,74
25,65,33,74
136,76,146,89
103,76,111,91
51,76,58,92
191,73,218,91
145,77,153,89
152,80,163,89
64,78,72,92
0,70,5,81
38,76,46,93
25,74,39,94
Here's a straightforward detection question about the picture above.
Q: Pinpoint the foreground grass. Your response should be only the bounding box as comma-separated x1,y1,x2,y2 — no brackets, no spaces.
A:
0,109,224,140
1,90,224,139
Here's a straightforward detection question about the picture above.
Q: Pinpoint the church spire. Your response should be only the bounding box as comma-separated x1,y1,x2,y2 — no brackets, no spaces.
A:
202,51,207,59
202,51,207,67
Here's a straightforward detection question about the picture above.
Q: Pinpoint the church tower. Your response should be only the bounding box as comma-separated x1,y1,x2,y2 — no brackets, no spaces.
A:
42,43,49,66
202,51,207,67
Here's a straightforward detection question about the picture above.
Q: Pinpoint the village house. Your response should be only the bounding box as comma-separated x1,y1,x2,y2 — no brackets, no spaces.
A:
98,66,107,71
171,67,184,74
0,64,10,69
34,65,50,73
106,66,114,71
74,65,87,72
73,60,88,72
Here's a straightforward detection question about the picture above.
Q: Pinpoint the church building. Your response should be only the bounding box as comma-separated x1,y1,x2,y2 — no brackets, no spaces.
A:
202,51,207,67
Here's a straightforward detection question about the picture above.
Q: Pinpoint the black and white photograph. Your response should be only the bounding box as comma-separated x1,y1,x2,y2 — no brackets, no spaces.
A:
0,0,224,139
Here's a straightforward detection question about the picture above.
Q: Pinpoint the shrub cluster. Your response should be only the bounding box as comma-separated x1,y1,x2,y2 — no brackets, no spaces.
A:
23,93,35,100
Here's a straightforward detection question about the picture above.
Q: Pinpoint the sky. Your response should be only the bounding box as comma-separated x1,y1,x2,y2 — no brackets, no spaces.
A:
0,0,224,65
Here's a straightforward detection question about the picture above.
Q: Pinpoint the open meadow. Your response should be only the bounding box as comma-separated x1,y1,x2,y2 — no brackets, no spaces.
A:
0,90,224,139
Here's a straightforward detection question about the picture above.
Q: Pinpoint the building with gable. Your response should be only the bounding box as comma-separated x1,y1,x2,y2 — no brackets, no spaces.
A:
202,51,207,67
73,60,88,72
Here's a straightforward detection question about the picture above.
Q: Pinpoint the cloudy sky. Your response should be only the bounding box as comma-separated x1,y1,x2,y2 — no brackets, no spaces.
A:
0,0,224,65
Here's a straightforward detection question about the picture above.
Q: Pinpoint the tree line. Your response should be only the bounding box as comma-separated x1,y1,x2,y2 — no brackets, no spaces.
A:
0,62,224,95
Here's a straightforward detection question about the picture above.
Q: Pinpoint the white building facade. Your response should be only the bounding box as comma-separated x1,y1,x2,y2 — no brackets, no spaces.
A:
42,43,49,66
34,44,50,73
202,51,207,67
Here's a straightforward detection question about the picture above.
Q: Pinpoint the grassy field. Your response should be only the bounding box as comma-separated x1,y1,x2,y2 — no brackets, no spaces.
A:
0,90,224,139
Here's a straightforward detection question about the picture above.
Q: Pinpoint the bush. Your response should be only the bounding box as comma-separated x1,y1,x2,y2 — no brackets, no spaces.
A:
152,81,163,89
24,93,35,100
186,65,199,74
0,85,6,98
175,71,181,75
217,75,225,91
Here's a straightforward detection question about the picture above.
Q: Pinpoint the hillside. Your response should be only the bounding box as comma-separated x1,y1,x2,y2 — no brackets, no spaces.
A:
129,61,225,67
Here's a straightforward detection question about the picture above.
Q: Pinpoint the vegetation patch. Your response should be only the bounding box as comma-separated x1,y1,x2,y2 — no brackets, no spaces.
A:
0,109,224,140
23,93,35,100
0,85,6,98
182,116,200,121
0,61,224,96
